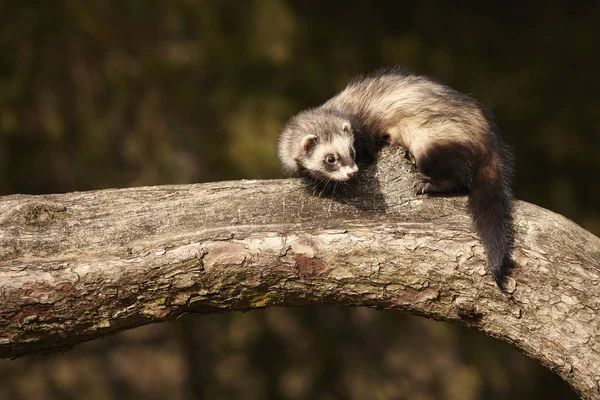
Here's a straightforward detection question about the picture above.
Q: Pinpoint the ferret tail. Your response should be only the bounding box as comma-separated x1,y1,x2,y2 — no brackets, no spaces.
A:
467,155,514,289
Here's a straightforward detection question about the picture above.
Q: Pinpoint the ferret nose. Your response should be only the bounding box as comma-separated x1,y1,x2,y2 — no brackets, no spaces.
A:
347,169,358,178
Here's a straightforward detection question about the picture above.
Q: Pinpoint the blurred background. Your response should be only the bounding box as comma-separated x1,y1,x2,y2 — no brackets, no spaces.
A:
1,1,598,399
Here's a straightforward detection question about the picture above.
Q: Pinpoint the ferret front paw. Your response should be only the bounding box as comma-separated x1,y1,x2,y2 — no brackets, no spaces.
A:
413,178,432,194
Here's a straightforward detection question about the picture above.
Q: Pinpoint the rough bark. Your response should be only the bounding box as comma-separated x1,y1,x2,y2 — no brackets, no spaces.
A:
0,147,599,399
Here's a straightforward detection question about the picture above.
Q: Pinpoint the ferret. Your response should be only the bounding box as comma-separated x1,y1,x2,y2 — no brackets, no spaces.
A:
277,67,514,289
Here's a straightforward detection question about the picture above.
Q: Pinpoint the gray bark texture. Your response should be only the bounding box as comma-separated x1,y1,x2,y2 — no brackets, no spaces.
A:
0,147,599,398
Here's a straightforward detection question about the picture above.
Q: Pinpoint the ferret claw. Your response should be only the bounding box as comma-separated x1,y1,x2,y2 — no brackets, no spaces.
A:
413,178,431,195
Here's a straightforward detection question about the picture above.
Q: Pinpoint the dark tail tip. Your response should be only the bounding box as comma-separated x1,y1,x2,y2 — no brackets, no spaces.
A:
490,256,515,291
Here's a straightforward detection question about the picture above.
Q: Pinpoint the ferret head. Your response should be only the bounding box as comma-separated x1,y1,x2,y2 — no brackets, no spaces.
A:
279,109,359,182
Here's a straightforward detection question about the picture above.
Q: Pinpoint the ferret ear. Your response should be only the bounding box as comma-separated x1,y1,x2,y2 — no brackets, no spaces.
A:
300,134,318,154
342,122,351,134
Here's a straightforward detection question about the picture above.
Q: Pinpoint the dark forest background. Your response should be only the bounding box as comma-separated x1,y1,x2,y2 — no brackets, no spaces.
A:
1,1,598,399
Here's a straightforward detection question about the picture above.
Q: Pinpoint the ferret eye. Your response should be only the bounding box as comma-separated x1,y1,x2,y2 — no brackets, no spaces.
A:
325,154,336,164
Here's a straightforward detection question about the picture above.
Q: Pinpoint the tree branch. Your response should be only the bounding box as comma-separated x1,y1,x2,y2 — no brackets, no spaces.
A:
0,148,599,399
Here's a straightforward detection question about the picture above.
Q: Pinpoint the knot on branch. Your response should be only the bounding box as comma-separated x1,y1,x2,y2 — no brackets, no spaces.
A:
2,200,67,227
